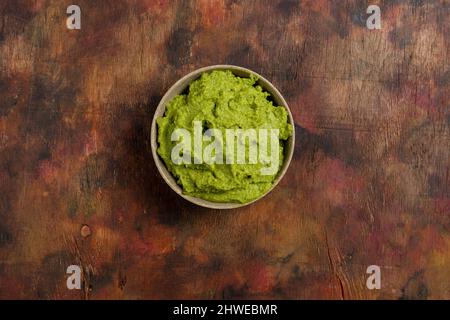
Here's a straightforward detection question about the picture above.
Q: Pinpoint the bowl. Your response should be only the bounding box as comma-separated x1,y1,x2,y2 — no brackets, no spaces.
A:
150,65,295,209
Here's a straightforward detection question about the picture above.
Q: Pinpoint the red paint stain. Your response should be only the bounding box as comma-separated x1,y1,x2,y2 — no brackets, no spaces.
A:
408,226,446,266
245,262,276,293
434,198,450,214
122,220,177,257
198,0,226,28
289,89,324,134
315,159,365,207
38,160,59,184
30,0,45,12
0,276,25,299
138,0,169,15
402,80,441,116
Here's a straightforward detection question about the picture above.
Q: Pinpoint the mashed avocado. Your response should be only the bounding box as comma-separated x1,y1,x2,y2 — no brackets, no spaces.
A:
157,70,292,203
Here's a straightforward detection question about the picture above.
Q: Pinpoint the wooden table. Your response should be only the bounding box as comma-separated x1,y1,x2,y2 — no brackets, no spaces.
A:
0,0,449,299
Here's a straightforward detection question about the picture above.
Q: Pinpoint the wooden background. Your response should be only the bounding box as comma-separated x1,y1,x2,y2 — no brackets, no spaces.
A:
0,0,449,299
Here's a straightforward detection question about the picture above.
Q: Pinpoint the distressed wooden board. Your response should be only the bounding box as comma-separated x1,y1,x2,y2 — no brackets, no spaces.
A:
0,0,449,299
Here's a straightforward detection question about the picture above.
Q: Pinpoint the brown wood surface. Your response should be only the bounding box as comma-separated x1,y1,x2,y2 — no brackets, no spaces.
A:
0,0,449,299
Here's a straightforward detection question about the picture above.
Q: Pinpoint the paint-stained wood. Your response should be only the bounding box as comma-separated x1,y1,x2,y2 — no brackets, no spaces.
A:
0,0,449,299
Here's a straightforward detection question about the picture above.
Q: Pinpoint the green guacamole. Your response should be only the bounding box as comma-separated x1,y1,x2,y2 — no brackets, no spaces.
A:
157,70,292,203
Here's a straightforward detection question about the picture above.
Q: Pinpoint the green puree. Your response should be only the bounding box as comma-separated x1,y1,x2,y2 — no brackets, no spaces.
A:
157,70,292,203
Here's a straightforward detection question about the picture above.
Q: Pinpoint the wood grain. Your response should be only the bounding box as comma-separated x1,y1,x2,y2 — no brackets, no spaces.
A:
0,0,449,299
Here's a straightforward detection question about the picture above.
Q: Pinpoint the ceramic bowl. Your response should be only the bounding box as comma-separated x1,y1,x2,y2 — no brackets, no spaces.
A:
150,65,295,209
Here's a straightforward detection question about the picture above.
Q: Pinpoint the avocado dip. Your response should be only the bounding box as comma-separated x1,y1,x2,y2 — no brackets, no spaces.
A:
157,70,292,203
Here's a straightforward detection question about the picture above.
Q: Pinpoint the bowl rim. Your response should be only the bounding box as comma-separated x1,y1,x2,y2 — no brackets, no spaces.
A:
150,64,295,209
